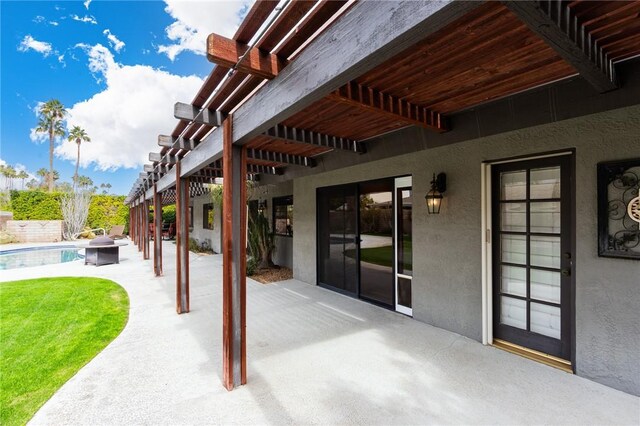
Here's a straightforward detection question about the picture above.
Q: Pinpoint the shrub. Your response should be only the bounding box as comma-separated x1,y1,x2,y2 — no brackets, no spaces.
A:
86,194,128,232
162,205,176,223
246,256,259,276
9,190,63,220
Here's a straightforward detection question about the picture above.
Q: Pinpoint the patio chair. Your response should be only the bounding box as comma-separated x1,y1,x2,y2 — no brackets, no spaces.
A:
162,222,176,240
107,225,126,240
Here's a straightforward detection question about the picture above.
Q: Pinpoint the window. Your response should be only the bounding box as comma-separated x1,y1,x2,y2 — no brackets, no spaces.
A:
203,203,214,230
272,195,293,236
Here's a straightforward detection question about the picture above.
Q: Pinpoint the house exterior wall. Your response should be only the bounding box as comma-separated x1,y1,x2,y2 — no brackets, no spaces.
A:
291,105,640,395
252,180,294,268
190,193,221,253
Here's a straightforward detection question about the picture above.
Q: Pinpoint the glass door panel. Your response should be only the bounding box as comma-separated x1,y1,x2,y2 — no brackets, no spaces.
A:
395,176,412,315
317,186,358,294
359,180,394,307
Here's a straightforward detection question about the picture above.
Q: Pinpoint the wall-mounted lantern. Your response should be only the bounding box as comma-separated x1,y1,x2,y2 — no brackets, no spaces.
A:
425,172,446,214
258,199,267,215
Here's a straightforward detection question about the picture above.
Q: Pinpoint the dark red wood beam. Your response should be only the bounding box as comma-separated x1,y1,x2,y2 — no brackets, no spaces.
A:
207,33,285,80
222,114,247,390
153,183,163,277
175,162,190,314
329,81,448,133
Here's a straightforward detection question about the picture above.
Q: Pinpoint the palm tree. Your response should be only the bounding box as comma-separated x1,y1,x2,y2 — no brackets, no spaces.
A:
4,166,16,190
35,99,66,192
77,175,93,188
17,170,29,190
67,126,91,188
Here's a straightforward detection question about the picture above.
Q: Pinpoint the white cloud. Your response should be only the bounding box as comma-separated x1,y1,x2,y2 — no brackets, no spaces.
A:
71,14,97,24
53,44,203,171
84,0,92,10
17,35,53,56
50,21,59,26
158,0,251,61
103,29,125,53
33,15,45,23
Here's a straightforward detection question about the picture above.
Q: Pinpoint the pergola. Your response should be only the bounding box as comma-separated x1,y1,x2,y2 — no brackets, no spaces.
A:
124,0,640,390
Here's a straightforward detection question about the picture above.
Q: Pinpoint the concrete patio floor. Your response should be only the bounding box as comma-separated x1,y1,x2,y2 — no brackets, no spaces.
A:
1,241,638,425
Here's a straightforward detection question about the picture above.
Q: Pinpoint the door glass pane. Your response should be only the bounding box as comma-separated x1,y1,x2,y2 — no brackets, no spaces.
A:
530,235,560,268
530,202,560,233
397,276,412,309
318,188,357,294
530,269,561,304
530,303,561,339
501,265,526,297
501,203,526,232
501,234,527,265
501,296,526,330
397,188,412,276
530,167,560,199
501,171,526,200
359,183,394,306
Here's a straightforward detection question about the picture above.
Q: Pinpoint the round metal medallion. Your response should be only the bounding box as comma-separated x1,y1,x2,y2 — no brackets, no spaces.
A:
628,192,640,224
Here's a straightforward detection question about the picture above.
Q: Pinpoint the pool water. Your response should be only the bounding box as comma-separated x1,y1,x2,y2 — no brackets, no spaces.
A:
0,246,84,270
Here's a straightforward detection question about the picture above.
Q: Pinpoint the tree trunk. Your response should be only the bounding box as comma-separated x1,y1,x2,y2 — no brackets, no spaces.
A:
48,128,54,192
74,141,80,189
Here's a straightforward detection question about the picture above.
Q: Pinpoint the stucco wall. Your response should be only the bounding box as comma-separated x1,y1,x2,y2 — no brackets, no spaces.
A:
190,194,221,253
292,105,640,395
251,180,294,268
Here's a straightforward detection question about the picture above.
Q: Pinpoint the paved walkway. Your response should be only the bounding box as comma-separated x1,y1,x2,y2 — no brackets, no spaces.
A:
1,241,638,425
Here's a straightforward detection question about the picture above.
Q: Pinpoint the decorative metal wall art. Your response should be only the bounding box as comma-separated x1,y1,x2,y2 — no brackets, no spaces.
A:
597,158,640,259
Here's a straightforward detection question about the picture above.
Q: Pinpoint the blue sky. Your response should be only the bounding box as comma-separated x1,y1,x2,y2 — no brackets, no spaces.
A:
1,0,252,195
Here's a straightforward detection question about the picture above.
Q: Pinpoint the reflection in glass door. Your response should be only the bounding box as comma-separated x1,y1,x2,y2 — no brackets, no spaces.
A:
492,155,573,361
317,186,358,294
395,176,413,315
359,180,394,307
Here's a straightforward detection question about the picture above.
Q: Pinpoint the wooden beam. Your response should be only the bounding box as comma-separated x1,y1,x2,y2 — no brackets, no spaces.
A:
158,135,198,151
231,0,478,144
143,198,150,260
331,81,447,132
175,161,190,314
222,114,247,390
149,152,177,164
504,0,617,93
247,148,316,167
247,164,283,175
206,33,284,80
264,124,366,154
174,102,226,126
153,183,163,277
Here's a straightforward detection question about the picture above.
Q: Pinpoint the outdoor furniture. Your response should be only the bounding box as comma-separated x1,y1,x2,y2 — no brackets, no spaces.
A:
79,236,127,266
107,225,126,240
162,222,176,240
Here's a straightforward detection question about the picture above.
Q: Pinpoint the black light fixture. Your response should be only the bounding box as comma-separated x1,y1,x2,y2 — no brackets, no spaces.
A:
257,199,267,215
425,172,446,214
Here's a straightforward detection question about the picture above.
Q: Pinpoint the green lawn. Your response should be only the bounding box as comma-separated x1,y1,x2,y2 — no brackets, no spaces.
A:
0,277,129,425
345,240,412,270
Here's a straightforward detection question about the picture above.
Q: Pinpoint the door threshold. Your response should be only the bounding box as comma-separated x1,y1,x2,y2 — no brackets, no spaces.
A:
493,339,573,373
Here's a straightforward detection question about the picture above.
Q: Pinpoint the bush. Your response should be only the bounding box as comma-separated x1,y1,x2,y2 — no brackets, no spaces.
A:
86,195,128,233
162,205,176,223
9,190,63,220
246,256,259,276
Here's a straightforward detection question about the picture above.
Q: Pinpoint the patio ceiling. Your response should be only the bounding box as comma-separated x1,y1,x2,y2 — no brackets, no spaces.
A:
126,0,640,204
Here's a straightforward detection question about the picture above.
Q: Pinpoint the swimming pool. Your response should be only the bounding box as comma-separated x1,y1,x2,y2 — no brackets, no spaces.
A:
0,246,84,270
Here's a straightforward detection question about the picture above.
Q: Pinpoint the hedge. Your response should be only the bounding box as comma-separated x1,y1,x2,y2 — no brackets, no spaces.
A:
5,191,129,233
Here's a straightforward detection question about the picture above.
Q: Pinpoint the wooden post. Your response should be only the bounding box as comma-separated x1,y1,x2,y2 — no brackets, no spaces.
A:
137,201,143,252
175,162,190,314
129,207,135,243
143,197,150,260
153,183,163,276
222,114,247,390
